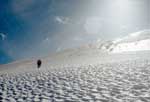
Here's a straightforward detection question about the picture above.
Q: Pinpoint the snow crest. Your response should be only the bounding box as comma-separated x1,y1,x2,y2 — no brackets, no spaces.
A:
111,30,150,53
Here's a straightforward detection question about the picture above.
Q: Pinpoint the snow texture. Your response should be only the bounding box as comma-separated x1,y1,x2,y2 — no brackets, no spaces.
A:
0,51,150,102
79,30,150,53
0,30,150,101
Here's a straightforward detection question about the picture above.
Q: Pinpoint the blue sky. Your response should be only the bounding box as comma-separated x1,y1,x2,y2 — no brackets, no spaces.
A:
0,0,149,64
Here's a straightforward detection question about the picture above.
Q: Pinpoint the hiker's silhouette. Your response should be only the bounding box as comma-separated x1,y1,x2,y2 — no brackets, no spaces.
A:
37,59,42,68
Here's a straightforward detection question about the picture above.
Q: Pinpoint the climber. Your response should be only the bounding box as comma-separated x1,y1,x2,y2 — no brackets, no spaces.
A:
37,59,42,69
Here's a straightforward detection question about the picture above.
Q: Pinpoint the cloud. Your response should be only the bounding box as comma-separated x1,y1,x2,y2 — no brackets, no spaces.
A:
73,37,83,42
41,37,52,48
56,47,62,52
84,17,102,34
0,33,7,41
55,16,69,24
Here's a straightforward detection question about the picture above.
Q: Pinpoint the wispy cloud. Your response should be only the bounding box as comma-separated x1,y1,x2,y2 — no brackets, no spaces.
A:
56,47,62,52
55,16,69,24
0,33,7,41
73,37,83,42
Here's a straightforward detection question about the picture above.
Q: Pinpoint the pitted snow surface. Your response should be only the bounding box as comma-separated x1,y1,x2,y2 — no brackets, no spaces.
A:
0,60,150,102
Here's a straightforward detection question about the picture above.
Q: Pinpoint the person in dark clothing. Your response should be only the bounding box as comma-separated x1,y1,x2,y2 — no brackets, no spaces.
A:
37,59,42,69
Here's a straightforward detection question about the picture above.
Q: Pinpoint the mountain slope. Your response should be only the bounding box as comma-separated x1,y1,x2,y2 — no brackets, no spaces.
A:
0,30,150,102
111,30,150,53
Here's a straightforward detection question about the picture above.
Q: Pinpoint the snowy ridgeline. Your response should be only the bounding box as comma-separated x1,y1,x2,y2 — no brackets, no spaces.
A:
0,59,150,102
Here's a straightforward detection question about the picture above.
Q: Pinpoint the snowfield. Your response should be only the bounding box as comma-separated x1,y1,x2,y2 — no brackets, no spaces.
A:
0,30,150,102
0,51,150,102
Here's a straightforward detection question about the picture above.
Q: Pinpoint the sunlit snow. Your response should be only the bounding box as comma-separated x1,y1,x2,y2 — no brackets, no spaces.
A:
112,30,150,53
0,30,150,102
112,39,150,53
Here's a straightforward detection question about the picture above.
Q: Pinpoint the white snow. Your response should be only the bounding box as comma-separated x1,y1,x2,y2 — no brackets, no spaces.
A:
0,30,150,102
0,49,150,102
111,30,150,53
112,39,150,53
